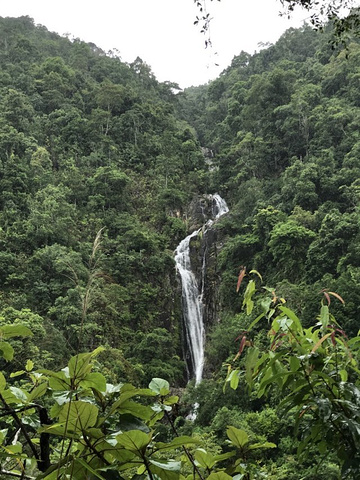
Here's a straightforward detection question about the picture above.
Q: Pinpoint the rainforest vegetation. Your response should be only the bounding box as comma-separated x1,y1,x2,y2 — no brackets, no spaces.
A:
0,13,360,479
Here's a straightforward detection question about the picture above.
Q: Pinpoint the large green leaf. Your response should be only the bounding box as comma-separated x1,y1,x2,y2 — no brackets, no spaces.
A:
81,372,107,392
1,389,21,405
117,414,150,433
0,341,14,361
273,316,294,333
242,279,256,315
289,356,300,372
164,395,179,406
108,445,136,463
109,385,155,415
226,426,249,448
0,372,6,392
68,353,92,379
0,429,7,445
58,400,99,431
207,472,233,480
155,436,199,452
49,376,71,391
149,378,170,395
318,304,330,329
149,459,180,480
228,370,240,390
75,458,107,480
25,359,34,371
194,449,215,469
115,400,153,420
68,346,105,378
39,423,81,438
0,325,32,339
116,430,151,454
9,386,28,403
42,370,71,391
214,451,236,462
278,306,302,332
245,347,260,389
27,382,48,402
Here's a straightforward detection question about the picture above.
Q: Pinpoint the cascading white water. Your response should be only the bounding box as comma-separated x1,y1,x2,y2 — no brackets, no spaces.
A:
213,194,229,219
175,229,204,385
175,194,228,385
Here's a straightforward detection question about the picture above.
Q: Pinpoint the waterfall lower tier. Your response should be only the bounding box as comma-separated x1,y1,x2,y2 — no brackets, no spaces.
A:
175,229,204,385
175,194,228,385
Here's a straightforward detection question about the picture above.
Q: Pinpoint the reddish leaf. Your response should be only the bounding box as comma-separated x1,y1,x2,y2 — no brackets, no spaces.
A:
328,326,348,338
328,291,345,305
271,333,286,350
234,330,248,342
311,332,332,353
320,289,345,306
236,266,246,293
238,335,247,356
234,333,249,360
299,406,311,418
323,291,331,305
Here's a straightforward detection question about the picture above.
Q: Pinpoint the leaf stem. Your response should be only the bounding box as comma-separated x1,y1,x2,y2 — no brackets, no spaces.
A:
164,410,205,480
0,392,39,462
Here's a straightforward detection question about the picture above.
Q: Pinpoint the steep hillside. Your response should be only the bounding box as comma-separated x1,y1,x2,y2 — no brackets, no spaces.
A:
0,15,210,385
179,24,360,336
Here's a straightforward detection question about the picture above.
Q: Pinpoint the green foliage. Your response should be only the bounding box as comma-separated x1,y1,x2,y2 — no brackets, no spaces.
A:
226,274,360,477
1,13,360,480
268,220,316,280
0,323,280,480
130,328,185,386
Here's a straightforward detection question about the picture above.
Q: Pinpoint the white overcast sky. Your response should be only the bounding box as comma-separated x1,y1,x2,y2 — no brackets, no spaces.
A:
0,1,310,88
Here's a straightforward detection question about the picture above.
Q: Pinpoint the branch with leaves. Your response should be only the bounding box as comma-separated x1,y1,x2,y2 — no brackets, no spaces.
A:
193,0,221,48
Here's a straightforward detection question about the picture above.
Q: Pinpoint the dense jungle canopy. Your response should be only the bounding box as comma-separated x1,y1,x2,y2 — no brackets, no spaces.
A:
0,13,359,479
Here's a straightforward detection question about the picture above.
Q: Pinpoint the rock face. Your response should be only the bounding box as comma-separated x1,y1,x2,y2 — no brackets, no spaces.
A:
189,217,226,327
176,194,228,381
189,194,228,324
186,195,215,232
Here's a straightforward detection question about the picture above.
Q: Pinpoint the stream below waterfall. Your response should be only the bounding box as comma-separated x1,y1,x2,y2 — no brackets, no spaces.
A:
174,194,229,385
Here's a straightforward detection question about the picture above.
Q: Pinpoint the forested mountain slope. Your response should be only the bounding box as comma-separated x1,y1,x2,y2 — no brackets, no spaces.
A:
0,15,360,479
175,25,360,478
0,15,209,385
179,24,360,337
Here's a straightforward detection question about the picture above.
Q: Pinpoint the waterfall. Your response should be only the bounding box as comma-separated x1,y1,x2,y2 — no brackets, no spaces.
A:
175,230,204,385
175,194,228,385
212,193,229,219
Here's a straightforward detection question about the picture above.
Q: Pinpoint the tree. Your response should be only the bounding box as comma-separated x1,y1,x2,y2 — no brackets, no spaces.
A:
305,209,359,281
25,184,79,248
268,219,316,281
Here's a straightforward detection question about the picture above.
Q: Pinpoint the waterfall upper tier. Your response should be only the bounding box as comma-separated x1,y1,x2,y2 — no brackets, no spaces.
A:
213,194,229,219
